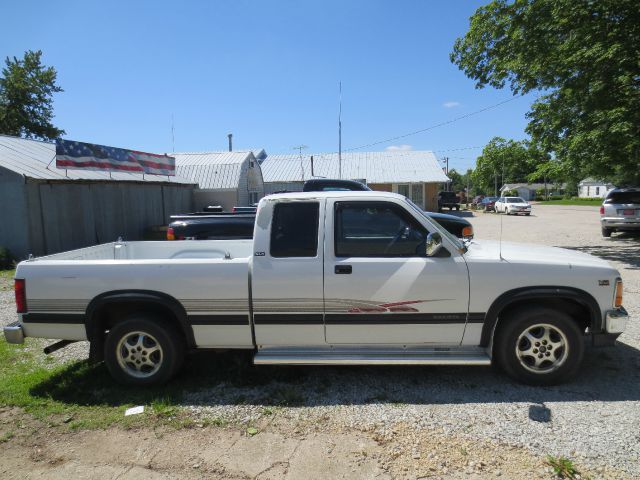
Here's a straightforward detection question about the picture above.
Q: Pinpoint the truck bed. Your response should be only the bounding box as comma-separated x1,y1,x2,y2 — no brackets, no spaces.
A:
32,240,253,261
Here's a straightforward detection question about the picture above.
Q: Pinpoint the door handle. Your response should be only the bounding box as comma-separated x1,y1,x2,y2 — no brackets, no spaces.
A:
335,265,352,274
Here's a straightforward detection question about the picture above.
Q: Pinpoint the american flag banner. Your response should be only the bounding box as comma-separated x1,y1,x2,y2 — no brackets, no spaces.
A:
55,139,175,176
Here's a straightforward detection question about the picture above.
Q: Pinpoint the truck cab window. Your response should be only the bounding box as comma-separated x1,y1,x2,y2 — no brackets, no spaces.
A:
270,202,320,257
335,202,427,257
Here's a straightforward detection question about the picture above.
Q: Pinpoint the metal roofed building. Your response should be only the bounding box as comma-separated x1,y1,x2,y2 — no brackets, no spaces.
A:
261,150,449,211
174,151,265,211
0,135,195,258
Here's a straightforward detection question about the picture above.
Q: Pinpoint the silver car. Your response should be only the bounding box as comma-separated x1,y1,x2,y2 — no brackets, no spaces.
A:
601,188,640,237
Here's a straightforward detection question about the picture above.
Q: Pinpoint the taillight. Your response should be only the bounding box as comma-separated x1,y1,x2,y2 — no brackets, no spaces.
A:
232,207,238,213
461,226,474,239
15,279,27,313
599,206,604,215
167,227,175,240
614,279,623,308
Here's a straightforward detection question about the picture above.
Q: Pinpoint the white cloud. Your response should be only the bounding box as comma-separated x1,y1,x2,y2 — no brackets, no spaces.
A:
385,144,413,152
443,101,461,108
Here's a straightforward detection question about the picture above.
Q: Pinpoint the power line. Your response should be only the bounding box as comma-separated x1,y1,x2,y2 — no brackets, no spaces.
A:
343,94,526,152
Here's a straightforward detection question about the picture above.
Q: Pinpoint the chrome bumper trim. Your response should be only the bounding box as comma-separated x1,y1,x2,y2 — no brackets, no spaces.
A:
605,307,629,334
3,321,25,344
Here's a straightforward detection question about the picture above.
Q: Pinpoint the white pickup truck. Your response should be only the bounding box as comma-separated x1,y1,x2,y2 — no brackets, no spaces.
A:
4,191,629,386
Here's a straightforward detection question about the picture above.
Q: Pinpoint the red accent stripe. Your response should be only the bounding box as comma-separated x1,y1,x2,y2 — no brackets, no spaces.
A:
379,300,424,308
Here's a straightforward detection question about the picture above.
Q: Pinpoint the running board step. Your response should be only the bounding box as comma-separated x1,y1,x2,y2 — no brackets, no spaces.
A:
254,347,491,366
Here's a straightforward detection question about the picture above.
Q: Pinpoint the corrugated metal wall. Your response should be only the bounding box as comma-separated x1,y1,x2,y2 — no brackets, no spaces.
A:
7,180,195,258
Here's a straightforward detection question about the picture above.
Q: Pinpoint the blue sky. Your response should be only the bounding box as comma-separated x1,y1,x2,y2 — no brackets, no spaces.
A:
1,0,534,172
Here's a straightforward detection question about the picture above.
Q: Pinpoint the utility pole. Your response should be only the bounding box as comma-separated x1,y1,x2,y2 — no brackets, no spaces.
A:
443,157,449,191
292,145,308,181
466,170,471,209
495,173,498,197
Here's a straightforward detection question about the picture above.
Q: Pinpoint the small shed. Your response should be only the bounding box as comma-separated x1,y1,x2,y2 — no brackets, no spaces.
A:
174,151,265,211
0,135,195,259
578,178,614,198
260,150,449,211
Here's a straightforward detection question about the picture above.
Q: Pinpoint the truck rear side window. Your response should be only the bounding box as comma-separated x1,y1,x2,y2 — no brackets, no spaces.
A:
270,202,320,257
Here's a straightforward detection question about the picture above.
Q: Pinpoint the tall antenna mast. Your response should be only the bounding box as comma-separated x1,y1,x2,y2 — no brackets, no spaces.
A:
292,144,308,181
171,114,175,153
338,81,342,179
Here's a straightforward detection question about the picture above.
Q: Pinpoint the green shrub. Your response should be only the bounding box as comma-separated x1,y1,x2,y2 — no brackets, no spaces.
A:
0,247,15,270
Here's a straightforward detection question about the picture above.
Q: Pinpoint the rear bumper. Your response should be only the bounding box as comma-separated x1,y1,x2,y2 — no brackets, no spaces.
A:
3,321,25,344
601,218,640,229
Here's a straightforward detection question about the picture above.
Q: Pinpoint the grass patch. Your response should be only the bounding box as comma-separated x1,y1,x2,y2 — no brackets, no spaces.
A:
537,198,602,206
0,268,15,291
546,455,581,479
0,339,312,432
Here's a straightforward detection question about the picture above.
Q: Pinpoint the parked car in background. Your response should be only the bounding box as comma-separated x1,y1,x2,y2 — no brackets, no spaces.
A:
168,180,475,240
424,212,473,239
600,188,640,237
495,197,532,215
471,195,485,208
480,196,498,212
232,205,258,213
437,191,461,211
167,213,254,240
303,178,369,191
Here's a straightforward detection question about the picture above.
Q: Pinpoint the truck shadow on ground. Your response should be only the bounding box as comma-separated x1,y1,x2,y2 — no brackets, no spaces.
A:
30,341,640,410
559,236,640,270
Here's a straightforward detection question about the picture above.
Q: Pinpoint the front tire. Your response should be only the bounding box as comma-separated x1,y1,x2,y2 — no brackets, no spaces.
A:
494,307,584,385
104,315,185,386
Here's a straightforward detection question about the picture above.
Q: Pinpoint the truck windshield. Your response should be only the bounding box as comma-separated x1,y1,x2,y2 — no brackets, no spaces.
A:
404,198,464,251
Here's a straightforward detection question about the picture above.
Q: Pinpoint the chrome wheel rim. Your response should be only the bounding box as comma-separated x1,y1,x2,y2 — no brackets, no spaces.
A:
116,331,163,378
515,323,568,374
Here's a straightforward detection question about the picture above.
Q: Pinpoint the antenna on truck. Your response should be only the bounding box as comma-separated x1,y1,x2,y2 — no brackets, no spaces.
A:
499,212,504,261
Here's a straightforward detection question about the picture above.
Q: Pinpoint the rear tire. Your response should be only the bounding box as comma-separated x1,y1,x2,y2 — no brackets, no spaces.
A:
601,227,613,238
104,314,185,386
494,307,584,385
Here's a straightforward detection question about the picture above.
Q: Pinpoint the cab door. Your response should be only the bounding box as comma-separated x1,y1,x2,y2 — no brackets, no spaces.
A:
323,198,469,345
251,198,326,346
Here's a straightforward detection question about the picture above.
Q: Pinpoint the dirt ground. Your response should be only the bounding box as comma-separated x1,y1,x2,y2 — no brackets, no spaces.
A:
0,407,609,480
1,204,638,479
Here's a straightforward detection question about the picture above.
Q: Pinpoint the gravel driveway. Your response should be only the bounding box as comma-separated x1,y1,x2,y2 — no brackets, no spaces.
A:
1,204,638,478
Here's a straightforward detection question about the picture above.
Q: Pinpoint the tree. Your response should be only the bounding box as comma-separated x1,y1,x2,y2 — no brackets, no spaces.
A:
0,50,64,140
472,137,543,194
451,0,640,186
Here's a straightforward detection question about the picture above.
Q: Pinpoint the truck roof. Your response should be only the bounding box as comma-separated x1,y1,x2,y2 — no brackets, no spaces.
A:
263,190,405,201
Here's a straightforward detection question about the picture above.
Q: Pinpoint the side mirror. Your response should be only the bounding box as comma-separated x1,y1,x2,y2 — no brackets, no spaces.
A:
426,231,443,257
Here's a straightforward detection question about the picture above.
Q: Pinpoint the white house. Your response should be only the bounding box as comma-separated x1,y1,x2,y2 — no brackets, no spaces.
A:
499,183,565,201
260,150,449,211
578,178,614,198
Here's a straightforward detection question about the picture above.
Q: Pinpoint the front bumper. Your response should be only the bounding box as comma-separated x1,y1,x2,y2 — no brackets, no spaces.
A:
3,321,25,344
605,307,629,334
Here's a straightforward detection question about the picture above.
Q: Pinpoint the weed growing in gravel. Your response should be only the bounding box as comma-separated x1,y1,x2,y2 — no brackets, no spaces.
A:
546,455,580,479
